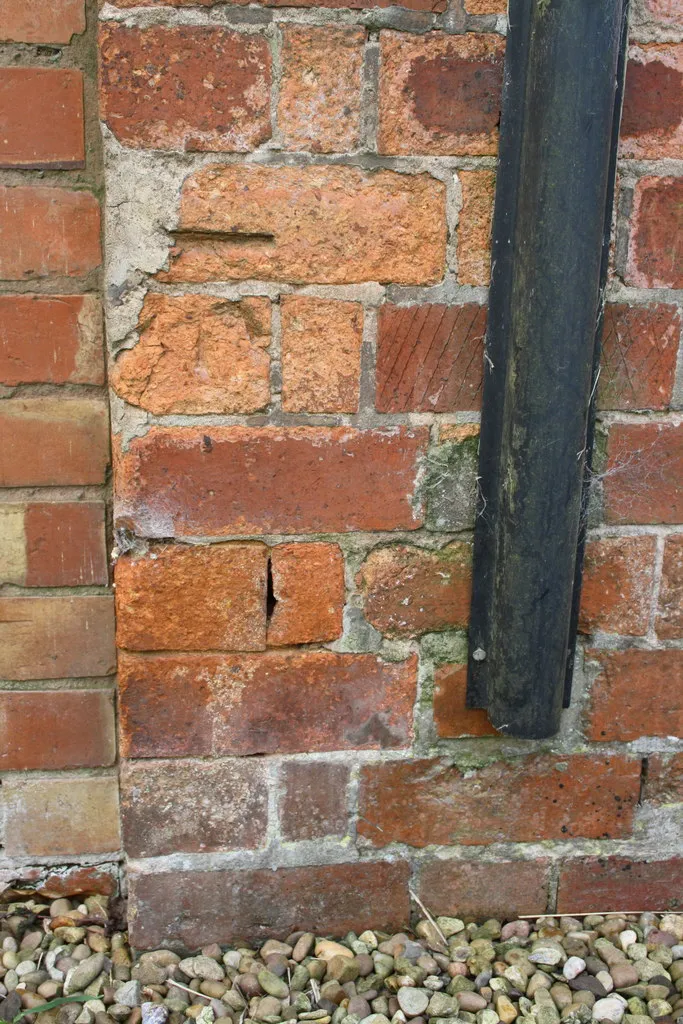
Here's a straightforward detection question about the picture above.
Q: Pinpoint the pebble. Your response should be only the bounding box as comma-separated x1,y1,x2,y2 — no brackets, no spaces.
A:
593,997,626,1023
179,958,225,983
116,981,142,1008
397,989,429,1017
563,958,586,981
141,1004,169,1024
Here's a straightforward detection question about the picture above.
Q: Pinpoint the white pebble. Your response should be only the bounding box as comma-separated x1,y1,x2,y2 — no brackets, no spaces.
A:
596,971,614,993
562,957,585,980
619,930,637,951
592,997,625,1023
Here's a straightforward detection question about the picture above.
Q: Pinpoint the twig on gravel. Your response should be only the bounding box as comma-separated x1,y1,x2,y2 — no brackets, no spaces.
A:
408,888,448,948
167,979,212,1002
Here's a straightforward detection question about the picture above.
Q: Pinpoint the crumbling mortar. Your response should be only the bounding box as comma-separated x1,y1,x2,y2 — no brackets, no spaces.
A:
357,305,379,422
0,678,116,692
360,38,380,153
267,22,284,149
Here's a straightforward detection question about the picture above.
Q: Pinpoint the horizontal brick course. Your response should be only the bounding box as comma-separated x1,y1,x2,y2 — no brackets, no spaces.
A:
557,857,683,913
0,0,85,43
0,294,104,386
2,776,120,857
579,535,657,636
110,0,446,11
0,596,115,680
267,543,345,646
0,68,84,169
0,398,109,486
0,503,108,587
604,421,682,524
0,690,115,771
417,860,551,919
585,648,683,741
0,187,100,280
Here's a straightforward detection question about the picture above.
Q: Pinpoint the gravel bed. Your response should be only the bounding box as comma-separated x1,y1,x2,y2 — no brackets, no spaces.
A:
0,895,681,1024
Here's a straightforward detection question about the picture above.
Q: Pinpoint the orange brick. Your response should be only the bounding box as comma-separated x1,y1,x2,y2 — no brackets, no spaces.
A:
620,44,683,159
280,297,363,413
579,535,657,636
0,69,84,169
557,857,683,914
25,502,108,587
0,399,109,486
626,176,683,289
24,865,118,899
0,596,115,680
279,26,364,153
598,303,680,411
268,543,345,646
656,533,683,638
0,294,103,386
604,422,682,524
115,543,268,652
0,187,100,280
418,860,551,919
464,0,506,10
586,648,683,741
0,690,115,770
2,777,120,857
433,663,497,738
0,0,85,43
457,169,495,286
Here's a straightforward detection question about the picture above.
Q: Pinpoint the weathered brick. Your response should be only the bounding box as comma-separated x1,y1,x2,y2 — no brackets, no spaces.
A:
0,294,104,386
119,650,417,758
424,433,479,532
358,755,640,846
598,303,680,411
578,535,657,636
114,426,427,536
0,691,115,771
99,25,271,152
376,303,485,412
620,44,683,159
130,860,410,949
0,69,84,169
439,423,480,443
626,176,683,289
0,596,115,680
358,542,471,638
111,0,445,11
0,0,85,43
112,294,270,416
0,187,100,280
557,857,683,914
378,33,504,156
115,542,268,652
0,506,25,585
280,297,363,413
19,865,118,900
279,27,364,153
457,170,495,286
279,762,350,841
25,502,108,587
657,533,683,638
120,759,269,857
267,543,345,646
0,399,109,486
418,860,551,919
159,164,446,285
639,0,681,27
464,0,506,11
433,663,497,738
586,648,683,741
644,751,683,805
604,422,682,525
2,777,120,857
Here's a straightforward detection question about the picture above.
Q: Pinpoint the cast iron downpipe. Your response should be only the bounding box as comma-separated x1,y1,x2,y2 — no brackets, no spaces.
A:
466,0,630,737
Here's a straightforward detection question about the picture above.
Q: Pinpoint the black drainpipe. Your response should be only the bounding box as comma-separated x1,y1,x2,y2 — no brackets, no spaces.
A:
466,0,630,738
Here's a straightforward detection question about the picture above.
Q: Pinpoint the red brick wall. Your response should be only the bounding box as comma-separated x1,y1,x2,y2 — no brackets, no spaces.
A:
1,0,681,937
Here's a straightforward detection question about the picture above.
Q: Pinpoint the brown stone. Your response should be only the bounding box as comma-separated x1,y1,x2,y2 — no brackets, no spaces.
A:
279,26,364,153
433,663,497,737
657,534,683,638
0,690,115,770
418,860,551,919
604,422,682,524
376,303,486,412
281,297,363,413
119,650,417,757
159,164,446,285
2,777,120,857
111,294,270,414
598,303,680,410
585,648,683,741
279,762,350,841
0,398,109,486
358,542,472,638
620,44,683,159
115,542,268,652
644,752,683,805
0,187,100,280
267,543,345,646
0,596,115,680
0,68,84,168
24,502,108,587
557,858,683,914
627,176,683,289
99,25,271,151
457,170,495,285
578,535,657,636
114,426,428,536
121,759,269,857
378,33,504,155
0,0,85,43
0,294,103,386
464,0,506,11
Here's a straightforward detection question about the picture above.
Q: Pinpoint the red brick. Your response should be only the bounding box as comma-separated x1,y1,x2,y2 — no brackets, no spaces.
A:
0,690,115,771
279,762,350,841
376,303,485,412
0,69,83,169
604,422,682,525
111,0,446,12
0,399,109,486
24,502,108,587
279,27,364,153
433,663,497,738
0,596,115,680
99,25,271,153
418,860,551,919
0,0,85,43
358,542,471,638
464,0,505,10
111,294,270,415
378,33,504,156
644,751,683,805
114,426,427,537
585,648,683,741
129,860,411,949
115,542,267,652
268,543,345,646
620,44,683,159
458,170,495,286
0,294,103,386
656,533,683,638
557,857,683,913
0,187,100,280
2,777,120,857
598,303,679,411
578,535,657,636
159,164,446,286
120,759,269,858
357,755,640,846
17,866,118,900
119,650,417,758
626,177,683,289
